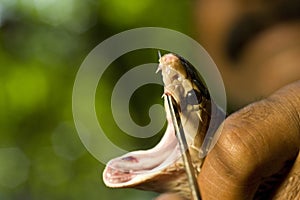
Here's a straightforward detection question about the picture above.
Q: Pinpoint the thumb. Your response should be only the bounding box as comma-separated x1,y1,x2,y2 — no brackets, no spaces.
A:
198,80,300,200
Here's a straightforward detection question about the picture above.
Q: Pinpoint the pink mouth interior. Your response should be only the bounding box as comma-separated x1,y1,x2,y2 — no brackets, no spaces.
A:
103,96,181,185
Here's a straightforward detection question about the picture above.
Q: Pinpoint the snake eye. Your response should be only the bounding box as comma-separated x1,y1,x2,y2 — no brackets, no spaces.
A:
186,89,202,105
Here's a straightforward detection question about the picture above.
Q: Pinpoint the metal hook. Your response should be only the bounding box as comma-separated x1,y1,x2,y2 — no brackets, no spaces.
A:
166,95,202,200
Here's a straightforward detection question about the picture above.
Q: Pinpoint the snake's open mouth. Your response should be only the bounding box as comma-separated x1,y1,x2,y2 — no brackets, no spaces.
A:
103,54,187,187
103,95,181,187
103,53,209,190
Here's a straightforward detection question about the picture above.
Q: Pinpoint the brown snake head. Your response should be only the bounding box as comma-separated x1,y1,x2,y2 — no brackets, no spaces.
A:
103,53,216,199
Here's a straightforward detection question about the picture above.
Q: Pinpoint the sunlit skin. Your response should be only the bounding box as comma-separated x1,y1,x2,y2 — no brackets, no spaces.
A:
157,0,300,199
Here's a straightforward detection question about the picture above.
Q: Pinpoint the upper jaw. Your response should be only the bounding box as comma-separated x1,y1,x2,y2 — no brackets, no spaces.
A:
158,54,192,106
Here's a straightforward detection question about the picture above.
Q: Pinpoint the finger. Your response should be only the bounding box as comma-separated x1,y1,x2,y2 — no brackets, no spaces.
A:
198,80,300,200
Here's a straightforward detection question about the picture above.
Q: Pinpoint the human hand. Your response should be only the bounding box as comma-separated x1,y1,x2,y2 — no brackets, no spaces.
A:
156,80,300,200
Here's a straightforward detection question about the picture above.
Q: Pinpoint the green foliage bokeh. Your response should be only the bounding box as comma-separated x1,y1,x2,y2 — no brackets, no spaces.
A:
0,0,193,199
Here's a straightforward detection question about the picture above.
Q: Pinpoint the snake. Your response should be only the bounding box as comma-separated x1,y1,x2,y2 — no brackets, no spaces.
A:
102,53,300,199
103,53,221,199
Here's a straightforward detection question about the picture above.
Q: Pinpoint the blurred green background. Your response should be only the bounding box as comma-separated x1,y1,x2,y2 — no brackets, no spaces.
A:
0,0,194,199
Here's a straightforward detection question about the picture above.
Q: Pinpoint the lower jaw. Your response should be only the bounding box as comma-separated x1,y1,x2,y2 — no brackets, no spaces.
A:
102,147,184,189
103,113,182,187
